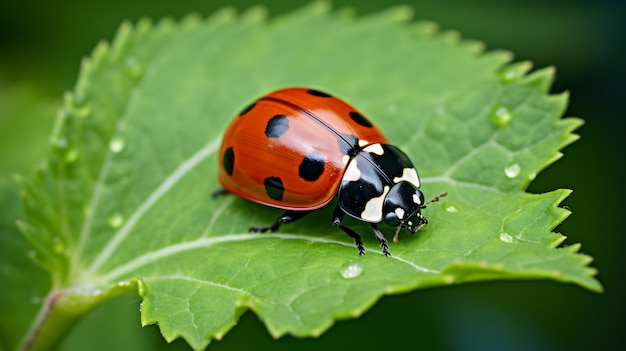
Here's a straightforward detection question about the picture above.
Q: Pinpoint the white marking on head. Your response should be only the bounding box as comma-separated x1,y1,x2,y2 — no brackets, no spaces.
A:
361,186,390,222
413,193,422,205
395,208,405,220
342,158,361,182
364,143,384,155
394,168,421,187
358,139,369,147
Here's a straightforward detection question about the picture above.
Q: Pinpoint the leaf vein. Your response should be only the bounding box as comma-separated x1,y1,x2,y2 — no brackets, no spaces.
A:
87,136,222,275
98,233,439,282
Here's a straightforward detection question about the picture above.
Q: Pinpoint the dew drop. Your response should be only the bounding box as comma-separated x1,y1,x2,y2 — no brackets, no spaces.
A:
442,203,459,213
117,281,132,288
340,263,363,279
70,103,92,119
64,147,79,163
499,232,516,244
64,92,92,118
107,212,125,229
54,137,69,150
109,136,126,153
52,236,66,253
490,106,513,128
504,163,521,178
500,67,523,83
125,57,144,78
53,137,78,163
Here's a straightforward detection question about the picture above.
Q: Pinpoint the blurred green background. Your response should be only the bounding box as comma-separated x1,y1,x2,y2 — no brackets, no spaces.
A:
1,0,623,350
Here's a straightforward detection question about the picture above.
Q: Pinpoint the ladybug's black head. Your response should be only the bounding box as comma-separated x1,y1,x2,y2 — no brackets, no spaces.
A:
382,181,428,238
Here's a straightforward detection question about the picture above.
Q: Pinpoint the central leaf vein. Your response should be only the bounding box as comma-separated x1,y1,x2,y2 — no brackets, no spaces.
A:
98,233,440,283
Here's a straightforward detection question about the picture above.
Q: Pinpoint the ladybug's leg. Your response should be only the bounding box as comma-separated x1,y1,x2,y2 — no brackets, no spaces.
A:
370,224,391,257
250,211,310,233
332,206,365,255
211,188,230,197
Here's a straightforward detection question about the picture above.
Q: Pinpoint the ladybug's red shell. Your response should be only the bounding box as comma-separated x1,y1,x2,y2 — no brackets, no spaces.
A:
218,87,389,210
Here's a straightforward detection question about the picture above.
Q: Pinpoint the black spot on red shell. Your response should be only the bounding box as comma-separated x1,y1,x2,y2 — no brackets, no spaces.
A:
239,103,255,116
265,115,289,138
299,152,325,181
223,147,235,175
307,89,332,98
349,111,373,127
264,177,285,201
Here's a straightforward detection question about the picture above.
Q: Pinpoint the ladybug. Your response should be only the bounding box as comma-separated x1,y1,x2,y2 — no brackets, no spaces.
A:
216,87,444,256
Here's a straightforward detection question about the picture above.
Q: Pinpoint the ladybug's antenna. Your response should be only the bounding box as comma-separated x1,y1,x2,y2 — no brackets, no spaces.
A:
393,192,448,243
393,225,402,243
422,191,448,208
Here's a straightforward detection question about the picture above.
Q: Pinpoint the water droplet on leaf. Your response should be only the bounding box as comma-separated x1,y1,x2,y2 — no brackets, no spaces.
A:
504,163,521,178
490,106,513,128
54,137,69,150
109,136,126,153
65,92,92,118
70,103,92,119
499,232,516,243
442,203,459,213
125,57,144,78
52,236,66,253
107,212,125,229
500,67,524,83
340,263,363,279
53,137,78,163
64,147,79,163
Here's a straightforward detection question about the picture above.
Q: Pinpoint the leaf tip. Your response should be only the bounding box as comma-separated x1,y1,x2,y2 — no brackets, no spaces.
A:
310,0,333,14
210,6,237,22
499,60,534,83
440,29,462,43
412,20,439,35
311,328,324,338
523,65,556,93
136,16,153,32
137,278,148,297
241,5,269,23
381,5,414,23
110,20,134,60
156,16,177,32
180,12,203,28
90,40,110,66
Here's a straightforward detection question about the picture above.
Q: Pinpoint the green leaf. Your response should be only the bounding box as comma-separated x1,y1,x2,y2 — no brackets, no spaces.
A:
17,2,601,350
0,84,57,351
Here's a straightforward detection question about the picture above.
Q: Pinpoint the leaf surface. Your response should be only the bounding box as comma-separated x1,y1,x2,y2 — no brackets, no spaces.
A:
19,3,600,350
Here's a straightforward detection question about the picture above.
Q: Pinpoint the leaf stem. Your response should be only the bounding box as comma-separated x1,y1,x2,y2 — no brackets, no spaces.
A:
20,280,138,351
